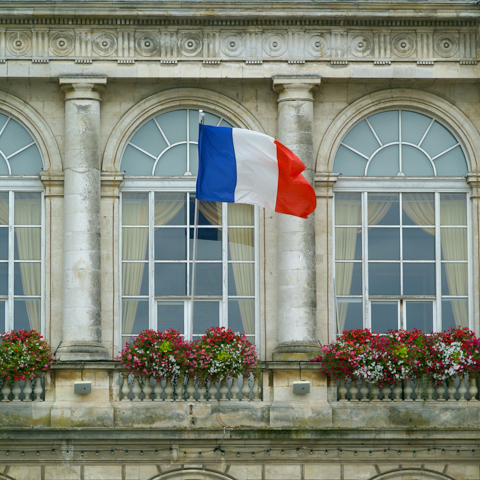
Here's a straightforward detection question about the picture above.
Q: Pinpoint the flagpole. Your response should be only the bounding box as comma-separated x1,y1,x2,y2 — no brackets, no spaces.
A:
189,110,205,340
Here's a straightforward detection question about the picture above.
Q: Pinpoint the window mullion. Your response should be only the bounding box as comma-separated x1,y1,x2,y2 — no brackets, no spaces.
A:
8,191,14,330
399,192,404,328
221,203,228,329
435,192,442,332
149,191,155,331
467,192,473,330
363,192,369,330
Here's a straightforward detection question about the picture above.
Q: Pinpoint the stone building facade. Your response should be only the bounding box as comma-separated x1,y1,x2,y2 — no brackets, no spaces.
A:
0,1,480,479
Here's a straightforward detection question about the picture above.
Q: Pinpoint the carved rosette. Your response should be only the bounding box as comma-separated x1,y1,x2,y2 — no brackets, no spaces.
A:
221,34,245,57
50,32,75,56
392,34,416,57
135,33,159,57
179,33,203,57
434,34,459,58
263,33,287,57
350,34,373,58
7,32,31,56
93,32,117,56
306,34,329,58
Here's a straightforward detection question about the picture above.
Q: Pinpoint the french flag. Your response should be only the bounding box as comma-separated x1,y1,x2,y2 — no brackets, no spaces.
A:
196,125,316,218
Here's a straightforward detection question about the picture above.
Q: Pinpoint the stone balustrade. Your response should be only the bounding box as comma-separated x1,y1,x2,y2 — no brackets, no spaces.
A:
337,375,479,402
0,374,45,402
118,370,262,402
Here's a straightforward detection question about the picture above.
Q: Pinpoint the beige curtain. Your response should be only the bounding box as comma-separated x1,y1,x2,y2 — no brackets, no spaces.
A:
440,195,468,326
227,204,255,335
15,194,41,331
402,193,435,235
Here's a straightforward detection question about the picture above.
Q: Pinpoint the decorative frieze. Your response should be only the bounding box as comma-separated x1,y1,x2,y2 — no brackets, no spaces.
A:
0,25,475,63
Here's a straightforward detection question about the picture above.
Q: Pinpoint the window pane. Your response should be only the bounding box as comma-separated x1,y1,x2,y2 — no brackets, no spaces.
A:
333,145,368,176
401,111,432,146
193,301,219,335
335,228,361,260
122,193,149,225
403,228,435,261
189,143,198,175
442,299,468,330
0,228,7,260
228,299,255,334
403,263,435,295
122,299,149,335
435,146,468,176
190,228,222,261
367,145,399,176
403,193,434,226
402,145,434,176
228,263,254,296
440,194,466,225
0,262,7,295
191,263,222,296
371,302,398,333
190,198,222,226
10,144,43,175
406,301,433,333
0,193,8,226
441,263,467,296
368,228,400,260
14,299,40,331
335,263,362,295
421,121,457,159
154,144,187,176
14,263,40,296
129,119,168,158
368,193,399,225
121,145,154,176
337,298,363,332
157,301,184,333
155,263,186,296
155,228,186,260
155,193,186,226
0,301,4,333
441,228,467,260
155,110,187,146
335,193,361,225
368,111,399,145
15,192,41,225
228,203,253,226
14,228,41,260
369,263,400,295
122,263,148,296
228,228,254,261
189,110,201,143
0,119,34,157
123,228,148,260
342,120,380,158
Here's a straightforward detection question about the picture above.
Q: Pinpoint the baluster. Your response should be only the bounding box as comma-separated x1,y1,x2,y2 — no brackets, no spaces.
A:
230,377,240,401
404,379,413,401
382,384,392,402
392,382,402,401
468,373,478,401
208,378,218,401
360,379,369,401
121,373,131,401
186,375,196,401
197,378,207,401
219,377,229,400
426,379,434,401
143,376,153,401
349,379,359,401
132,375,142,402
164,376,174,401
436,381,446,401
446,378,456,401
153,378,162,401
23,378,33,402
241,374,250,400
1,378,11,402
253,373,261,401
338,378,348,401
34,374,43,402
176,375,185,401
12,379,21,401
458,376,468,402
371,384,380,402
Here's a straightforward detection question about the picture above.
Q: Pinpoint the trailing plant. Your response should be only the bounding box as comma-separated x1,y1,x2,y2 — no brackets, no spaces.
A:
0,329,54,381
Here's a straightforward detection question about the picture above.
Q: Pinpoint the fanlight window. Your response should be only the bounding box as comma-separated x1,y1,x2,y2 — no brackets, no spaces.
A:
121,109,232,176
333,110,468,177
0,114,43,175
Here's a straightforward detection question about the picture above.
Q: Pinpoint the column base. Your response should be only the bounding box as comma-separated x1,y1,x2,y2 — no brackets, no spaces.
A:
56,342,110,361
272,341,322,361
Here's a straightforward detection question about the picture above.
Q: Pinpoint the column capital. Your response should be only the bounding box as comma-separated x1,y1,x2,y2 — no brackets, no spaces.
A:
314,172,339,198
59,76,107,101
466,173,480,199
272,75,321,103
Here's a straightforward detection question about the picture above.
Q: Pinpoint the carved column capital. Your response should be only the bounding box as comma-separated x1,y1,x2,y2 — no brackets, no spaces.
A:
272,75,321,103
59,76,107,101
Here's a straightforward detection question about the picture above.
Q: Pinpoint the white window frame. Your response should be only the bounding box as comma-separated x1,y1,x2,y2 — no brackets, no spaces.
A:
333,176,472,335
120,176,260,346
0,177,45,334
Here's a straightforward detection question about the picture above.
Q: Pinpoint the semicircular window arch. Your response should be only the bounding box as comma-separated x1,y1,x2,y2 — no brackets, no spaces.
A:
333,110,468,177
0,113,43,175
120,109,233,176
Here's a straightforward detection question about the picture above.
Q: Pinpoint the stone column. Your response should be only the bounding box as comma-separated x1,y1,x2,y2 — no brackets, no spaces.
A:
57,77,109,361
272,76,321,359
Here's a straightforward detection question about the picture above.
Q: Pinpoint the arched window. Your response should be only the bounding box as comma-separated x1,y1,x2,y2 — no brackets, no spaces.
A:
333,109,470,334
120,108,257,346
0,113,44,334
